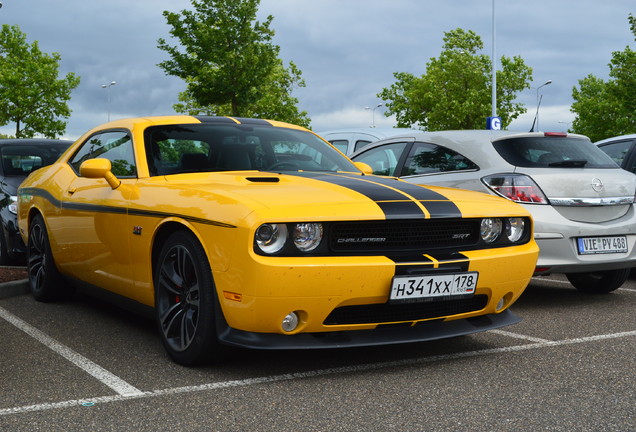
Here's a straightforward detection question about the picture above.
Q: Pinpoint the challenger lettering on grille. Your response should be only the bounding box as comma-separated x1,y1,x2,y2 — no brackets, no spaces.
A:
337,237,387,243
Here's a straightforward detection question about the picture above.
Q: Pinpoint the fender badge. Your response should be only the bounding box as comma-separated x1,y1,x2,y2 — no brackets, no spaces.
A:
132,226,143,235
591,178,604,192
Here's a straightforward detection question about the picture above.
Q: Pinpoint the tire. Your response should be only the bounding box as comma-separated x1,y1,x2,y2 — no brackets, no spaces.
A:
0,225,10,266
565,268,631,294
154,230,226,366
27,214,72,302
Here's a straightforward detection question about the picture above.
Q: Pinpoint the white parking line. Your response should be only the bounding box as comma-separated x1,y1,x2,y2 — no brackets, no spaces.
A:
531,277,571,284
1,328,634,417
0,306,143,397
488,329,551,343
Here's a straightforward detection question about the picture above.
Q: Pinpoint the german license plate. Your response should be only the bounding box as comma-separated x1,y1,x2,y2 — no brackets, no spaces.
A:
577,236,628,255
390,272,478,301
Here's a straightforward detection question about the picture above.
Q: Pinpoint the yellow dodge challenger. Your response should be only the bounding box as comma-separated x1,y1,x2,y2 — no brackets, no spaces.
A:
17,116,539,365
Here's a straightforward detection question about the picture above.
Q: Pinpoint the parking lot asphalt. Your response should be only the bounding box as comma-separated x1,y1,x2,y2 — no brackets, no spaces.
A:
1,274,635,431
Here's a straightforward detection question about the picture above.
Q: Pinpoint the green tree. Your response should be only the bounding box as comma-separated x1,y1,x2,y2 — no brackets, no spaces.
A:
158,0,308,126
0,24,80,138
378,28,532,131
174,59,310,127
571,14,636,142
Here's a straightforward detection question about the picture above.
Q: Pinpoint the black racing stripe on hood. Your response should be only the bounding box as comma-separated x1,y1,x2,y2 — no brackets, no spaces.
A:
353,174,454,201
289,172,462,219
422,201,467,219
297,172,410,201
377,202,428,219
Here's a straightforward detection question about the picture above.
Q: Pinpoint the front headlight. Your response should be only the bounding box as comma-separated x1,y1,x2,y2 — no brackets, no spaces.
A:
505,217,526,243
480,218,502,243
8,196,17,215
255,223,288,254
293,223,323,252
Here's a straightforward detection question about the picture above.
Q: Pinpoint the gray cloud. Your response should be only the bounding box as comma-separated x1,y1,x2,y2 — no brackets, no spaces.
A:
0,0,633,138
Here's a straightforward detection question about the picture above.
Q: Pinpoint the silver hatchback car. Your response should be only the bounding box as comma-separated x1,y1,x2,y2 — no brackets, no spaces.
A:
351,130,636,293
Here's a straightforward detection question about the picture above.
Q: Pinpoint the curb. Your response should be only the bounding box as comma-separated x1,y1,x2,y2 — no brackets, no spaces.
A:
0,279,29,299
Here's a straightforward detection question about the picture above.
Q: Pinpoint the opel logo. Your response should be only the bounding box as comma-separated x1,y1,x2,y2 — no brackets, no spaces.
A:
591,178,604,192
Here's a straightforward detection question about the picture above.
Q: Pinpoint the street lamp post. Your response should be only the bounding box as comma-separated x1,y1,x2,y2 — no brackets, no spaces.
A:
558,120,571,132
365,103,383,128
491,0,497,118
535,80,552,131
101,81,117,121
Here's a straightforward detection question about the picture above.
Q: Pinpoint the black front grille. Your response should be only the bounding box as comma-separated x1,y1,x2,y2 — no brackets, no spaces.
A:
323,295,488,325
329,219,479,253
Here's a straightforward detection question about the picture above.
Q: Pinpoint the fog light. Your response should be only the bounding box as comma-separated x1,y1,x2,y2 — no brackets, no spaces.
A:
496,298,505,311
281,312,299,332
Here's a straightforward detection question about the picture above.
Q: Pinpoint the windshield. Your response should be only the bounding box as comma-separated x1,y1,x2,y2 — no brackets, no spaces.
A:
492,136,618,169
144,123,358,176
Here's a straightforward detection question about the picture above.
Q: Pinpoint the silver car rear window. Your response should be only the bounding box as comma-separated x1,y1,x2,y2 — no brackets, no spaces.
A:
492,136,618,168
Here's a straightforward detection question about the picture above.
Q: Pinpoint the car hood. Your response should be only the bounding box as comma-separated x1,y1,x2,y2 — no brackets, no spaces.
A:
0,176,23,195
163,171,529,222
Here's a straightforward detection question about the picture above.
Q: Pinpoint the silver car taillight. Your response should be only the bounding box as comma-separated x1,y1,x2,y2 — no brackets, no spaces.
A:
481,174,549,204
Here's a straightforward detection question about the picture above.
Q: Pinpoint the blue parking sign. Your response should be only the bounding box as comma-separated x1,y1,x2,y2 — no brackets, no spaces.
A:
486,116,502,130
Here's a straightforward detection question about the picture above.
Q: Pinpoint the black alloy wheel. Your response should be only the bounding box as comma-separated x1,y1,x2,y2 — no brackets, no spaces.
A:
154,230,225,365
0,224,9,266
27,214,70,301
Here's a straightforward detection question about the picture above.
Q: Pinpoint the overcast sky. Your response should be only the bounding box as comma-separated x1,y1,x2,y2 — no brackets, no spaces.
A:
1,0,634,139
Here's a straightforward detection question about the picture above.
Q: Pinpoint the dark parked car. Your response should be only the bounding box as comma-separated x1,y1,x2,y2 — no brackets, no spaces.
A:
0,138,73,264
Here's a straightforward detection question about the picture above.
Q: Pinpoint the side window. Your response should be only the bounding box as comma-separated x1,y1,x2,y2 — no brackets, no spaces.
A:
70,131,136,177
151,139,211,175
353,142,408,176
401,142,477,176
329,140,349,154
353,140,372,152
598,140,634,168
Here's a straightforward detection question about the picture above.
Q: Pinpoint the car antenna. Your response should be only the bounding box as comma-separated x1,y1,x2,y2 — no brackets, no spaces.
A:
529,94,542,132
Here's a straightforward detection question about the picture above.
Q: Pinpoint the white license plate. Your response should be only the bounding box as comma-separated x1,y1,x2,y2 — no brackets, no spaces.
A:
390,272,478,301
577,236,628,255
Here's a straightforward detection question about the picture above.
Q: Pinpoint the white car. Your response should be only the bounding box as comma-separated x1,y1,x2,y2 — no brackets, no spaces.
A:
318,128,418,155
352,130,636,293
595,134,636,174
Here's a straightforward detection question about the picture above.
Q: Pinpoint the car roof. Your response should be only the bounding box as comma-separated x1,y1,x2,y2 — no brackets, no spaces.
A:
595,134,636,145
317,128,419,139
351,130,590,155
0,138,74,146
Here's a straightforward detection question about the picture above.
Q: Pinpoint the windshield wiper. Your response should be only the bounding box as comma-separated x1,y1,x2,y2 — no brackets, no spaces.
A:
548,159,588,167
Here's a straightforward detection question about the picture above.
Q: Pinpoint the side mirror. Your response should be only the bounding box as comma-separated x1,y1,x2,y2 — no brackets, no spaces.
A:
354,161,373,175
79,158,121,189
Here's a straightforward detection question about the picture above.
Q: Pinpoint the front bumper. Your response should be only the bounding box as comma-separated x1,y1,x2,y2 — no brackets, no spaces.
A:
211,241,538,339
217,309,520,349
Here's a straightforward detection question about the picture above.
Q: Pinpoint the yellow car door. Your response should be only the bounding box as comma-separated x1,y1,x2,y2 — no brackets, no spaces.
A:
55,131,137,297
